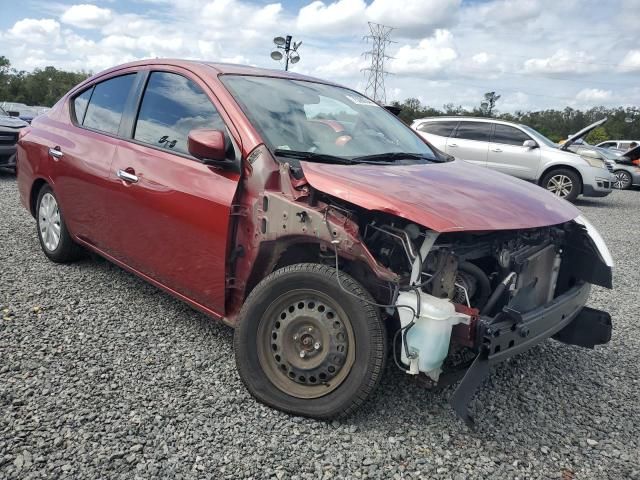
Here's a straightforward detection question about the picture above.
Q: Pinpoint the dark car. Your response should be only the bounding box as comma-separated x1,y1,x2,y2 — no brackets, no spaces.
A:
16,59,614,425
0,106,29,170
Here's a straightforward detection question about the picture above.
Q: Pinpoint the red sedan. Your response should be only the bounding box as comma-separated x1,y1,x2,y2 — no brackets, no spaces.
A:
17,60,613,425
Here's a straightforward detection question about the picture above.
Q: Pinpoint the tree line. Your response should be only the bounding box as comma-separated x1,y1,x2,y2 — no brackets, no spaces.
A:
1,55,638,143
390,94,640,143
0,56,90,109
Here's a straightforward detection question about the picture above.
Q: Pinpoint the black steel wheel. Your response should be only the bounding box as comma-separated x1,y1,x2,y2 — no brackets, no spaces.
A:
234,263,386,419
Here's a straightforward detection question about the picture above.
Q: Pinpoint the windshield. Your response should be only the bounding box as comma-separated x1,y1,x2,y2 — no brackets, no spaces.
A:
596,147,622,160
519,124,559,149
220,75,438,164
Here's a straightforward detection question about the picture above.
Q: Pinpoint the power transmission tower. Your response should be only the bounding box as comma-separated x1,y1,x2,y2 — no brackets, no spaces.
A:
362,22,394,104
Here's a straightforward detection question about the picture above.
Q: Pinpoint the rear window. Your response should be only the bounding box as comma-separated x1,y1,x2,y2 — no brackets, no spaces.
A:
454,122,492,142
83,74,136,135
492,124,531,146
417,121,458,137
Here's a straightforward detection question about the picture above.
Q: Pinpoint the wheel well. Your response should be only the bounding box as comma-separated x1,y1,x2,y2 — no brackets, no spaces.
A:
29,179,48,217
538,165,583,193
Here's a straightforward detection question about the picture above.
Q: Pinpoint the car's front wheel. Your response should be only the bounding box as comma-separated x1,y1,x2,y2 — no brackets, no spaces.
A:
234,263,386,419
541,169,581,202
36,185,83,263
613,170,632,190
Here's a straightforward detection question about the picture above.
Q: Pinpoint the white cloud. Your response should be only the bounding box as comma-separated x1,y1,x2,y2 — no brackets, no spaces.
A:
466,0,542,24
8,18,60,44
297,0,366,34
576,88,612,102
523,49,600,74
390,30,458,75
619,50,640,72
61,4,113,29
472,52,492,65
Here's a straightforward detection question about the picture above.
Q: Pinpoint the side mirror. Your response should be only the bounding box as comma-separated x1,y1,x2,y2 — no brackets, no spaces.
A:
523,139,538,149
188,129,230,165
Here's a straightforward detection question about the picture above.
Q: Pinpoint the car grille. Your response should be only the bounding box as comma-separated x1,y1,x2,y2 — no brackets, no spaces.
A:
0,132,18,146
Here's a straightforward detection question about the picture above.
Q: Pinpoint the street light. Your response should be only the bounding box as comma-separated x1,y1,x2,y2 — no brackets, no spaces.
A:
271,35,302,71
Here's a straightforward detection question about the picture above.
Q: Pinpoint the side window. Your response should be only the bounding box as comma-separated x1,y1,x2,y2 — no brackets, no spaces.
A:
83,74,136,134
454,122,492,142
73,87,93,124
134,72,225,156
418,121,458,137
619,142,631,150
492,124,531,146
600,142,615,148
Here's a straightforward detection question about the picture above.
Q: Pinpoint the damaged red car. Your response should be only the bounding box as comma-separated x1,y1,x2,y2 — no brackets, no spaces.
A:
16,60,613,425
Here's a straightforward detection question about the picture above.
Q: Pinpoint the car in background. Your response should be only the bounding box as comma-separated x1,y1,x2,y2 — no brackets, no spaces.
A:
0,102,50,124
597,140,640,151
411,117,614,202
15,59,614,424
0,106,29,171
566,143,640,190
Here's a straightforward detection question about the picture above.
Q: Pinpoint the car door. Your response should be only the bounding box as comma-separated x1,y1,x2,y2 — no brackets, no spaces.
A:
106,69,241,315
487,123,541,180
446,121,492,166
50,72,138,248
414,121,458,152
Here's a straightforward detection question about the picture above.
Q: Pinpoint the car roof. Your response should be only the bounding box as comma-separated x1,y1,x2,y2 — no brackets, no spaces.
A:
412,116,527,128
91,58,337,86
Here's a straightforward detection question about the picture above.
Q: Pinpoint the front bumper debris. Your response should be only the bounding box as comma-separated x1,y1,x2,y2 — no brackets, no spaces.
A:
449,281,612,427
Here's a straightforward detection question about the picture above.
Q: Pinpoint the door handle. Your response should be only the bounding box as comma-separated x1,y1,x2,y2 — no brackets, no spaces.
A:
48,147,64,160
117,169,139,183
449,143,458,147
492,148,503,152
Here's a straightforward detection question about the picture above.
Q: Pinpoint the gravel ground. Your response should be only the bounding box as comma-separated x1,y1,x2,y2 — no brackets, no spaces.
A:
1,170,639,480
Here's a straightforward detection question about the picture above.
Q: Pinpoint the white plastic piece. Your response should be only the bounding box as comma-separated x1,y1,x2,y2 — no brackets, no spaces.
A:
396,290,470,381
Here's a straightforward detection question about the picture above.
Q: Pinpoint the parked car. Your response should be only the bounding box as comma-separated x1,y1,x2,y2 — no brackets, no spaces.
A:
16,60,613,425
412,117,615,202
566,143,640,190
597,140,640,151
0,106,29,171
0,103,50,124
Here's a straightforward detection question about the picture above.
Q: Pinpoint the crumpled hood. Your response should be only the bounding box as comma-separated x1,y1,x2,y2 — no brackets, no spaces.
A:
301,160,580,232
0,116,28,128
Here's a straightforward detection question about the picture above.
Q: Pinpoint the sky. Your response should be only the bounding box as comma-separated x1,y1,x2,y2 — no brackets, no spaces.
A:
1,0,639,112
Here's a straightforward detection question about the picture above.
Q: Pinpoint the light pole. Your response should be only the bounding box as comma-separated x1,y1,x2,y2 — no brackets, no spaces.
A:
271,35,302,71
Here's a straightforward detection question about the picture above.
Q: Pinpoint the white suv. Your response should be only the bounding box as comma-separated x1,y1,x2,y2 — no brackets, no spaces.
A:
411,117,615,202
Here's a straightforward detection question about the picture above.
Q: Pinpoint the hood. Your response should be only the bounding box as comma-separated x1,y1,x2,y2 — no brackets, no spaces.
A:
301,160,580,233
560,118,607,151
0,116,28,128
622,144,640,161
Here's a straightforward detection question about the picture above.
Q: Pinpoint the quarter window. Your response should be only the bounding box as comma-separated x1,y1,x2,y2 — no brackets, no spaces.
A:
454,122,492,142
83,74,136,135
492,124,531,146
418,121,458,137
73,87,93,124
134,72,224,156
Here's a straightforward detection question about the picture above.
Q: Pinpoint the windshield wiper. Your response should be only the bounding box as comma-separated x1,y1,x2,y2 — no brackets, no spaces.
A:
352,152,440,162
274,149,358,165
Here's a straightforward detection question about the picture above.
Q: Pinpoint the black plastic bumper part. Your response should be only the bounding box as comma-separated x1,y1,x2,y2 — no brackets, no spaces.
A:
449,282,612,428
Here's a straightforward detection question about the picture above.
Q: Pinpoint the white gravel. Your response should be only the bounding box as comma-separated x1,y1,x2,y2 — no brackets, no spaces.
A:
1,170,639,479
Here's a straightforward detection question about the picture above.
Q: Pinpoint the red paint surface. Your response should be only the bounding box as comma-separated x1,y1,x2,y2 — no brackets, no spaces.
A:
301,160,580,232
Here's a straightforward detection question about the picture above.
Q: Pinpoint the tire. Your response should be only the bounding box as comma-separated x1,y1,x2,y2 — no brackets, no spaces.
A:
613,170,632,190
541,168,582,202
234,263,386,419
35,184,83,263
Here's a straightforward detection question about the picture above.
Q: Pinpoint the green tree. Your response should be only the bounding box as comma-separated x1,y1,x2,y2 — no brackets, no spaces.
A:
479,91,501,117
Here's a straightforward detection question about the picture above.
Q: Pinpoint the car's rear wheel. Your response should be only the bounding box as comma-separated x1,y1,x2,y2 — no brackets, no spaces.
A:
613,170,632,190
541,169,581,202
234,263,386,419
36,185,83,263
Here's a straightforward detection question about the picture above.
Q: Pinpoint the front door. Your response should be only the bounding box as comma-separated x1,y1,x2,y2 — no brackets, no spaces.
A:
106,70,240,315
487,124,540,180
446,121,492,166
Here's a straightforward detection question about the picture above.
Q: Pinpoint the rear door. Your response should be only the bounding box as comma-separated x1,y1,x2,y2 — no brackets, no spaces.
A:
106,69,240,315
487,123,540,180
414,121,458,151
446,121,492,166
51,72,138,248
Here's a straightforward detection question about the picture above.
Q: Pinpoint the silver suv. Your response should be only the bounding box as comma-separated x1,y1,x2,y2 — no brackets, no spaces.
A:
411,117,614,202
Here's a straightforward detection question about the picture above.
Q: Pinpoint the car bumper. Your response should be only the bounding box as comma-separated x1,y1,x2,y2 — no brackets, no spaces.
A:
449,281,612,427
578,166,614,197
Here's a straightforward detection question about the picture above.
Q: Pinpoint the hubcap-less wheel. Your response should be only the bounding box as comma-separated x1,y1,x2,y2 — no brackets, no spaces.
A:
546,174,573,197
614,170,632,189
38,192,61,252
257,290,355,399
